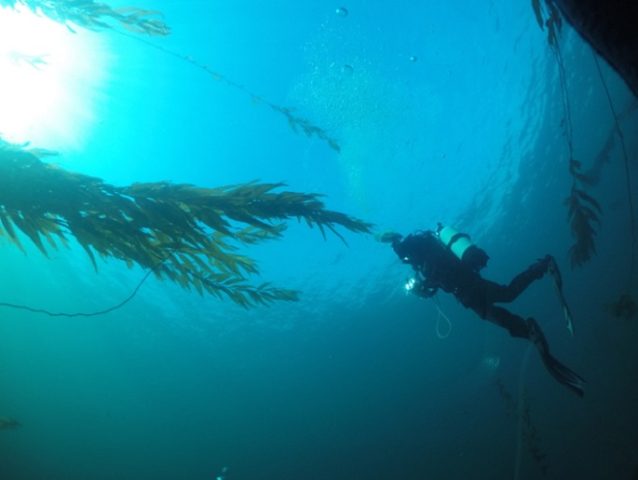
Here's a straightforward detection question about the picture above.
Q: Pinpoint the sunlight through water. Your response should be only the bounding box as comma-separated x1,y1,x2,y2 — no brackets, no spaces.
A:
0,4,107,150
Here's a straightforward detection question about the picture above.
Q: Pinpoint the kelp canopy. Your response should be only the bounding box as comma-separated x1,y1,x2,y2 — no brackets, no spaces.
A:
0,142,371,307
0,0,169,35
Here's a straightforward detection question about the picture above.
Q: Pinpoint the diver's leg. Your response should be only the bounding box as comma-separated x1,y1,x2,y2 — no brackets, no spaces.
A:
483,305,531,338
483,306,585,396
490,256,553,303
487,255,576,334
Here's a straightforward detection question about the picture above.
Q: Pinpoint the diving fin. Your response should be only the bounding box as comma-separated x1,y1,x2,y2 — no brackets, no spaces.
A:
547,256,575,336
542,353,586,397
528,317,585,397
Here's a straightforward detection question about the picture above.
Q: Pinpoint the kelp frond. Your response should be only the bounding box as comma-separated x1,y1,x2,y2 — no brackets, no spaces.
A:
531,0,543,29
273,105,341,152
0,141,372,307
565,183,601,268
125,38,342,152
605,293,637,320
565,157,603,269
531,0,562,46
0,0,169,36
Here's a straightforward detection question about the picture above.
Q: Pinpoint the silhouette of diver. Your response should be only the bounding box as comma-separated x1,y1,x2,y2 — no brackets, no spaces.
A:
382,225,585,397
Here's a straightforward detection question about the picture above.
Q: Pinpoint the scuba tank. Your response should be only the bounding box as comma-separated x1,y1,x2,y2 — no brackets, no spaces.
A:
435,224,489,272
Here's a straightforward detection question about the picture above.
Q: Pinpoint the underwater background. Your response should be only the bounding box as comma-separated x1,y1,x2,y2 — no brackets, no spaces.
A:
0,0,637,479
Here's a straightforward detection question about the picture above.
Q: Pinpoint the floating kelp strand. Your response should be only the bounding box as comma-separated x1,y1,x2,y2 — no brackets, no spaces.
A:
0,141,372,307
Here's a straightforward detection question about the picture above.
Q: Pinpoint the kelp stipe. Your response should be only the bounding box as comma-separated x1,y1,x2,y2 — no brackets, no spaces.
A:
592,53,638,318
497,347,550,479
115,30,342,152
533,0,638,314
532,0,602,267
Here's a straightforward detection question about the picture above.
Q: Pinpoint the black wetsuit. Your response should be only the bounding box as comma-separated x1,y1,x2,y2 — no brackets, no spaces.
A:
392,230,585,397
393,230,549,339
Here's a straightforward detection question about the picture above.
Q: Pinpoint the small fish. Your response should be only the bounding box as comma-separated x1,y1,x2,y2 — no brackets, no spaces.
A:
0,417,21,429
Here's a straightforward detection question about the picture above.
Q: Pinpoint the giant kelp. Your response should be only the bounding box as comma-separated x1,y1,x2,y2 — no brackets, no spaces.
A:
565,162,601,267
532,0,602,268
605,293,637,321
496,378,550,478
125,34,342,152
0,141,371,307
0,0,340,151
519,393,549,477
533,1,638,273
533,0,638,316
591,55,638,316
581,101,638,187
0,0,169,35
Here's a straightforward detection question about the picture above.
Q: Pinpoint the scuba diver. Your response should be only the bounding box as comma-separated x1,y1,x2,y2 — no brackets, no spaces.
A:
381,224,585,397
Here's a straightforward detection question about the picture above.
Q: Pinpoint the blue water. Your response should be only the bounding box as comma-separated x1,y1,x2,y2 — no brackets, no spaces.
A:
1,1,637,479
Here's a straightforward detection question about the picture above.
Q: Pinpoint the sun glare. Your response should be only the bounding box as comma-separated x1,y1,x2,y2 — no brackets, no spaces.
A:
0,5,107,150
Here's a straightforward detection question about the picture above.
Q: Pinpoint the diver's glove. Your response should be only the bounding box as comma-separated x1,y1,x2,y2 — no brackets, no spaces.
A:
404,277,436,298
376,231,403,244
414,280,438,299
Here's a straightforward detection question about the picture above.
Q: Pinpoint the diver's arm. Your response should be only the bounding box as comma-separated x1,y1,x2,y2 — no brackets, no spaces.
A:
414,261,442,298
